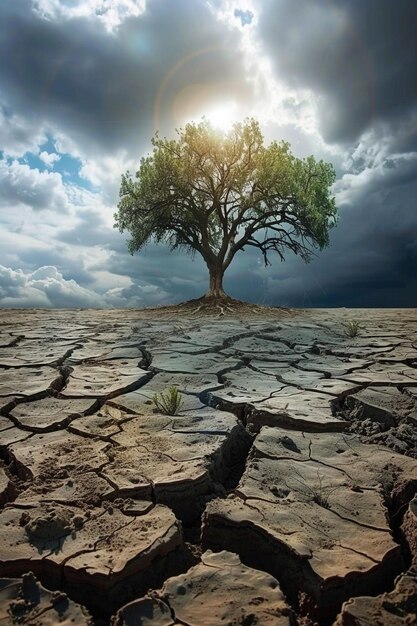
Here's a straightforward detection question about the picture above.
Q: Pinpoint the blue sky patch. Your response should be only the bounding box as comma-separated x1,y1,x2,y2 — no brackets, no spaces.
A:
234,8,254,26
15,135,96,192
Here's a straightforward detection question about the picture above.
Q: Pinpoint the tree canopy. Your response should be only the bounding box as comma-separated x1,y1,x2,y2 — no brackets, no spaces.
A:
115,118,337,299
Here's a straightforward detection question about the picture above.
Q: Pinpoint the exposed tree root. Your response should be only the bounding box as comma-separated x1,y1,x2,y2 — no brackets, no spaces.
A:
134,295,292,320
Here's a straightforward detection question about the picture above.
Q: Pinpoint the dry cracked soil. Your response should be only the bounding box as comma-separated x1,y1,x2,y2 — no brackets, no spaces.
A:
0,307,416,626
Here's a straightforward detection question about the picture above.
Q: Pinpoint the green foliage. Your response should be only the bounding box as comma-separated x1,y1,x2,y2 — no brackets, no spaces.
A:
152,386,184,416
115,118,337,285
342,320,361,338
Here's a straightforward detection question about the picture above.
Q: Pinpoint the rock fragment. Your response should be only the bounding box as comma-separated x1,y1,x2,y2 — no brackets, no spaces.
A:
16,471,114,507
334,568,417,626
112,550,294,626
343,386,417,428
401,496,417,564
340,362,417,386
342,387,417,456
109,372,223,415
0,466,15,506
149,351,239,375
0,572,92,625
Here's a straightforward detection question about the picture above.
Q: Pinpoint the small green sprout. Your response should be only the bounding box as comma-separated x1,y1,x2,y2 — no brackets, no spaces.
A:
152,386,184,416
342,320,361,338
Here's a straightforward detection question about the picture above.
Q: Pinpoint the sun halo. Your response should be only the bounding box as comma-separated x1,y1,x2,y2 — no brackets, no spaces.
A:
201,101,238,132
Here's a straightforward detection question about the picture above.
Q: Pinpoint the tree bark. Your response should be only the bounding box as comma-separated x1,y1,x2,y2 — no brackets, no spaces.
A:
205,265,226,298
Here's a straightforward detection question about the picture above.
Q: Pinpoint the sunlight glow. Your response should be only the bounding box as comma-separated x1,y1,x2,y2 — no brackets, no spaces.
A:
202,101,239,131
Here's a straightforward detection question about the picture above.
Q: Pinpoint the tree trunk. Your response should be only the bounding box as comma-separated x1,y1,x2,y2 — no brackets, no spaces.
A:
205,265,226,299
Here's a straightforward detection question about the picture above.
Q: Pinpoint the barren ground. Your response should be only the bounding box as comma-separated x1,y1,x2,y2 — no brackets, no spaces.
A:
0,307,416,625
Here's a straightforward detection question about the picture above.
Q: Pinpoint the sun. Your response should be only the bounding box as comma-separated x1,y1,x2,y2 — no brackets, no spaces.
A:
202,101,238,131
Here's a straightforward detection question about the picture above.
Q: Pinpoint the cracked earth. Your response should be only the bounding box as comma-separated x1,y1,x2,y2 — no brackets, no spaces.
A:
0,307,416,625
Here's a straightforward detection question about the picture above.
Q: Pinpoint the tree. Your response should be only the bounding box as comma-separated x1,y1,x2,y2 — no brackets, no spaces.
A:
115,118,337,300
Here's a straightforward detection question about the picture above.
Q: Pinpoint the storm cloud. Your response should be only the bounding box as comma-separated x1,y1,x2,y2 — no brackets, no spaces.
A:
0,0,416,308
0,0,249,155
259,0,417,144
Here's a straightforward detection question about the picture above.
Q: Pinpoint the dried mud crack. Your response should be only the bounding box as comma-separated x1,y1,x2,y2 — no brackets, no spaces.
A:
0,307,416,626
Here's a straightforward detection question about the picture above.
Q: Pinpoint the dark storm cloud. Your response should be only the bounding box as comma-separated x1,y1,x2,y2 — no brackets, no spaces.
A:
252,0,417,308
57,209,127,252
108,242,272,304
267,168,417,308
259,0,417,144
187,147,417,309
0,0,248,155
107,243,208,300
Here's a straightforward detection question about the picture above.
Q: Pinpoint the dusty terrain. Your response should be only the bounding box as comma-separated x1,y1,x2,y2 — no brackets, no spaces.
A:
0,307,416,625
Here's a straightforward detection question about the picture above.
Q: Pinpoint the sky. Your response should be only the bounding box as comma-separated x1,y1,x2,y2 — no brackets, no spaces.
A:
0,0,416,308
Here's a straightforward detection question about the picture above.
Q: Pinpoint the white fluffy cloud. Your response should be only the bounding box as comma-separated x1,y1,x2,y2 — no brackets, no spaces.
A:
0,263,174,308
79,151,135,205
0,264,116,307
0,265,100,307
0,159,69,212
39,150,61,168
32,0,147,31
0,106,46,158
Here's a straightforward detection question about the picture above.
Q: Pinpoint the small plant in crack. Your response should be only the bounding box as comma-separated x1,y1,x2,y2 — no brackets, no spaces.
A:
152,386,184,416
286,469,341,509
342,320,361,338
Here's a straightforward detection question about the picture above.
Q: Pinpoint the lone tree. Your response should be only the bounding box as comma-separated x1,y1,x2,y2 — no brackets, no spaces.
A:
115,118,337,300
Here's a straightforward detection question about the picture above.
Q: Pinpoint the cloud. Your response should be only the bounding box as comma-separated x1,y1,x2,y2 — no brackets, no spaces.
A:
258,0,417,143
33,0,147,32
79,151,135,204
39,150,61,167
106,244,209,301
0,159,70,212
0,0,416,309
234,8,254,27
344,112,417,172
0,263,178,308
270,173,417,307
334,151,417,206
57,208,126,251
0,0,250,158
0,264,101,307
0,105,46,157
